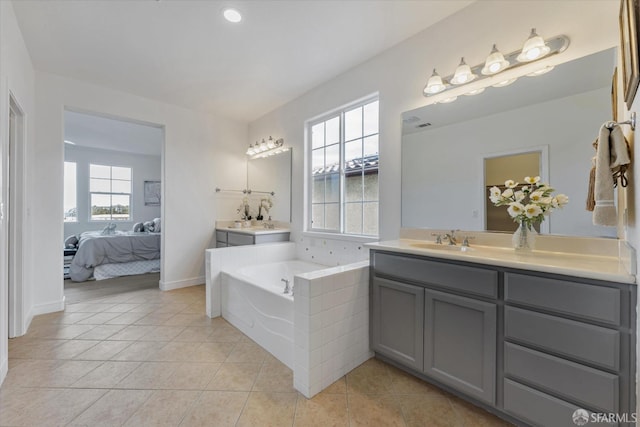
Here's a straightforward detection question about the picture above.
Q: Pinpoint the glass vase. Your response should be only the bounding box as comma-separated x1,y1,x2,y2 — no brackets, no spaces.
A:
512,220,536,251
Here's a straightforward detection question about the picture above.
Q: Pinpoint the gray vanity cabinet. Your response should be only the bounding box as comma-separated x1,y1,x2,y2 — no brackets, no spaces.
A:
371,277,424,371
424,289,496,404
215,229,290,248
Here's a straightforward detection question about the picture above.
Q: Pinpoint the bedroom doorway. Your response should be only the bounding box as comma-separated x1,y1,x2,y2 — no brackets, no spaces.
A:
63,108,163,290
8,94,26,338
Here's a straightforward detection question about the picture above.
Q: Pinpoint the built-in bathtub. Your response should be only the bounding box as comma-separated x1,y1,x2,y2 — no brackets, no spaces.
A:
221,260,326,369
206,242,372,398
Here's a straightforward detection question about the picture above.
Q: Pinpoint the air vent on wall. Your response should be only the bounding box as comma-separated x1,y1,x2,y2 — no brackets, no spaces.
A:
417,123,432,128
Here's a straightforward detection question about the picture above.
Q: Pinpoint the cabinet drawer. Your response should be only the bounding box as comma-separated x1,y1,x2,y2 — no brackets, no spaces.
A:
503,379,610,427
373,252,497,298
215,230,228,243
505,307,620,371
228,232,255,246
216,242,228,248
504,343,619,413
504,273,621,326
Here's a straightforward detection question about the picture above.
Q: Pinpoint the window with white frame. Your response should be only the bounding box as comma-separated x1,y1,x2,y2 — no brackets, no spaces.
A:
89,164,132,221
308,97,379,236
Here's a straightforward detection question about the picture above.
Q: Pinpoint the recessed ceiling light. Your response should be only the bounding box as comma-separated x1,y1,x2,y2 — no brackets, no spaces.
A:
223,8,242,23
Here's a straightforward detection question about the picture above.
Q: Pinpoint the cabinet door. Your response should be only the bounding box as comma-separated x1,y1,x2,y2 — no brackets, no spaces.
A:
424,289,496,404
372,277,424,371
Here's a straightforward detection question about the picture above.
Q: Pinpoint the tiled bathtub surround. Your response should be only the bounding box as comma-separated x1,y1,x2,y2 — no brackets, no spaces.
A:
205,242,371,398
293,260,372,398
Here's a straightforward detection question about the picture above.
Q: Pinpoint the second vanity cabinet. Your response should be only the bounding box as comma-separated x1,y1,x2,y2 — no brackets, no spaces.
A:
370,249,636,427
215,229,290,248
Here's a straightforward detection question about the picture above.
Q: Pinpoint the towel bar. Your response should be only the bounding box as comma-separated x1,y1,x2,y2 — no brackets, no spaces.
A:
606,111,636,131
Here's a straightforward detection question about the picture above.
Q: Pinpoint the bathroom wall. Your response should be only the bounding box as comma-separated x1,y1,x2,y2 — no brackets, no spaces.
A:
247,1,618,245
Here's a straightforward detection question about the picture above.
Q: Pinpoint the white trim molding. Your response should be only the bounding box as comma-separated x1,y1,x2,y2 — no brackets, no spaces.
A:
159,276,205,291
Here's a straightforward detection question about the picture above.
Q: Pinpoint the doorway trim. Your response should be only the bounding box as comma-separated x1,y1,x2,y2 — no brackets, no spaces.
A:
8,92,26,338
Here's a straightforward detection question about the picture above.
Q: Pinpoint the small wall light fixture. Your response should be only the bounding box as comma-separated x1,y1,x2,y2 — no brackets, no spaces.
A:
246,136,288,159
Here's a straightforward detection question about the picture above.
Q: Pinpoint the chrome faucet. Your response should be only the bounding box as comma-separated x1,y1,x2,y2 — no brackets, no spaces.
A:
281,278,291,294
443,230,458,246
462,236,475,247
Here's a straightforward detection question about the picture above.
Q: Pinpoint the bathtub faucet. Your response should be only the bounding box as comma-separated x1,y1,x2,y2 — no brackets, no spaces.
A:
281,278,291,294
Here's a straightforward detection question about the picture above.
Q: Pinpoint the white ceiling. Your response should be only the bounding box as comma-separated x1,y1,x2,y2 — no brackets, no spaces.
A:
64,110,163,156
12,0,472,122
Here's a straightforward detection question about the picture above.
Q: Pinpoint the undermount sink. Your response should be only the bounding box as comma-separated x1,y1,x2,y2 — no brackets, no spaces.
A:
410,242,474,252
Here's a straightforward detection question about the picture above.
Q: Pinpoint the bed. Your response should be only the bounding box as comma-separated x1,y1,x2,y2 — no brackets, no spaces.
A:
68,231,161,282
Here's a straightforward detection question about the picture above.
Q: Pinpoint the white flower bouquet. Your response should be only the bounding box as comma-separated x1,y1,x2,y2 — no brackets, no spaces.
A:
489,176,568,230
257,197,273,220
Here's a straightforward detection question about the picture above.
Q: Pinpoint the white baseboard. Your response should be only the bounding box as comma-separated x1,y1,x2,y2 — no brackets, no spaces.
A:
0,356,7,386
31,297,65,316
159,276,205,291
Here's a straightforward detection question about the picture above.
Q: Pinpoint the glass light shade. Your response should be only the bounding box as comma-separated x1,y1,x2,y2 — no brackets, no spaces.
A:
438,96,458,104
267,137,276,149
516,28,550,62
223,8,242,23
527,65,555,77
424,69,446,95
481,45,510,75
464,87,485,96
246,145,256,156
450,58,476,85
492,78,517,88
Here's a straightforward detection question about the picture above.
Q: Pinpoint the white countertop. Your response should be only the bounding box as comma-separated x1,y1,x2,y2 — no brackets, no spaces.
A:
217,226,290,236
367,239,636,284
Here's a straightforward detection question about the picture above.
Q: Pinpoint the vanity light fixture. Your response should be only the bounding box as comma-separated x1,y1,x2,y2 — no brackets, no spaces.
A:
422,31,569,104
450,58,476,85
492,78,518,88
223,8,242,23
516,28,550,62
246,137,287,159
423,69,446,95
481,45,510,75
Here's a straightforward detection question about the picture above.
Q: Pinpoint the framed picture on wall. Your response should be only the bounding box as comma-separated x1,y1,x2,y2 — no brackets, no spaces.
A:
620,0,640,109
144,180,161,206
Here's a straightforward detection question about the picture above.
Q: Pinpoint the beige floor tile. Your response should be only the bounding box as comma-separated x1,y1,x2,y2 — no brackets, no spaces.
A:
449,395,512,427
46,324,98,339
69,389,153,426
192,341,236,362
134,312,176,325
140,325,185,341
180,391,249,427
8,338,66,359
72,361,142,388
387,364,444,395
123,390,201,426
36,360,103,387
103,303,142,313
45,339,100,359
180,302,207,315
236,391,297,427
1,359,65,388
347,393,406,427
74,340,133,360
226,341,268,363
154,304,190,315
346,358,393,395
253,360,296,392
322,377,347,394
107,325,157,340
111,340,167,361
128,303,163,314
174,326,214,342
399,395,461,427
66,303,117,313
160,362,222,390
105,311,149,325
0,386,40,424
74,324,126,340
152,341,202,362
40,311,96,325
117,361,179,389
207,363,262,391
2,388,107,426
162,313,203,326
75,311,124,324
295,392,349,427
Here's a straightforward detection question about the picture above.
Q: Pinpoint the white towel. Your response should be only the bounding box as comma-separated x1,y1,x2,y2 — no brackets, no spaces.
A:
593,124,631,226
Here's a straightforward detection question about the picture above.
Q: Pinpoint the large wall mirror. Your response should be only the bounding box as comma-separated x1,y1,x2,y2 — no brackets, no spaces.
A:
247,149,292,222
401,48,617,238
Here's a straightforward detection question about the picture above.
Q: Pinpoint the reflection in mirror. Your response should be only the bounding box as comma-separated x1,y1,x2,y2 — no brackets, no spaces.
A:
247,149,292,222
401,48,617,238
484,150,543,233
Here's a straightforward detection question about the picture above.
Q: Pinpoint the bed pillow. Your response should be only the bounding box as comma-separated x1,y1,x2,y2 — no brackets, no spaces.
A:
152,218,161,233
133,222,144,232
143,220,155,232
64,234,79,249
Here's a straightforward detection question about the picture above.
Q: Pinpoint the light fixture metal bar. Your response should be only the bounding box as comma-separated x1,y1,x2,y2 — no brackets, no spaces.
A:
424,34,570,98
